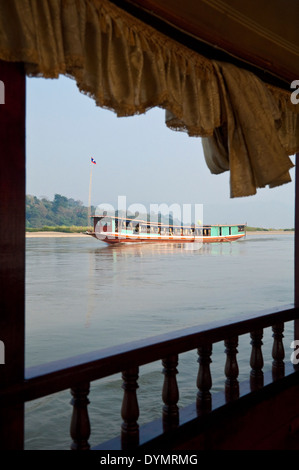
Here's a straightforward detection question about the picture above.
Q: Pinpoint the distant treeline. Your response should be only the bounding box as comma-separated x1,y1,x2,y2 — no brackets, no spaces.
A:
26,195,294,232
26,194,94,228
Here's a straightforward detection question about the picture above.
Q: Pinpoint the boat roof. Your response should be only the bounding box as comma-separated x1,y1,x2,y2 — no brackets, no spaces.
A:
92,214,246,229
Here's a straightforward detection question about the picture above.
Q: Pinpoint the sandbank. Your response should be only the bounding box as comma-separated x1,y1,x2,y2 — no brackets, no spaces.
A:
26,231,89,238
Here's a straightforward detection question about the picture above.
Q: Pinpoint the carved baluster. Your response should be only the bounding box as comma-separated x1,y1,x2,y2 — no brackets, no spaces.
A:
250,330,264,390
70,382,91,450
121,367,139,449
272,323,285,380
162,354,179,430
196,344,212,415
224,337,239,401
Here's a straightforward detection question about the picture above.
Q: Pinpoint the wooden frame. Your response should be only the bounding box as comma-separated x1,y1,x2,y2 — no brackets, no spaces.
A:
0,60,26,449
0,59,298,450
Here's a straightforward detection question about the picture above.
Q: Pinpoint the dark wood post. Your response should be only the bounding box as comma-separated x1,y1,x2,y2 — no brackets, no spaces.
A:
196,343,212,414
0,60,26,450
121,367,139,449
224,336,239,401
295,153,299,345
250,330,264,391
70,382,91,450
162,354,179,430
272,323,285,380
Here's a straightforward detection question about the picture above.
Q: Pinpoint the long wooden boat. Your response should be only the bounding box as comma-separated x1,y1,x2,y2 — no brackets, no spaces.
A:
87,214,246,245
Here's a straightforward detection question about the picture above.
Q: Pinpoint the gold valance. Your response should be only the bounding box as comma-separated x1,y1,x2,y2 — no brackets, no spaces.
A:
0,0,298,197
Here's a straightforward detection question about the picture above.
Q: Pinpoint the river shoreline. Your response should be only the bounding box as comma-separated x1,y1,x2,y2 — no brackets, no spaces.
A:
25,230,294,238
26,231,89,237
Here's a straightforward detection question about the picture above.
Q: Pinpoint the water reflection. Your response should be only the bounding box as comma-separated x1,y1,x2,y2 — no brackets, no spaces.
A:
89,238,246,260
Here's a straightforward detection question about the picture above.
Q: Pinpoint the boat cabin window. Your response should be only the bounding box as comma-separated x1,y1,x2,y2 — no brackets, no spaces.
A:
119,220,126,230
139,224,147,233
98,217,112,232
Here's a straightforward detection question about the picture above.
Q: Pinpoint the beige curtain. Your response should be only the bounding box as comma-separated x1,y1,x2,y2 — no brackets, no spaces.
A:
0,0,298,197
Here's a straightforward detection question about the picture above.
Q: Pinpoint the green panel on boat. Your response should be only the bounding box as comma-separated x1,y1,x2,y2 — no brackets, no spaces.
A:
222,226,230,236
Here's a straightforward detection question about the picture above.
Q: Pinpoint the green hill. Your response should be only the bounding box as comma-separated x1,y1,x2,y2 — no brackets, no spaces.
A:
26,194,93,229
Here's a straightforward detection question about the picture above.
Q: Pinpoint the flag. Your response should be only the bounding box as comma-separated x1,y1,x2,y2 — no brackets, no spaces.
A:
91,157,96,164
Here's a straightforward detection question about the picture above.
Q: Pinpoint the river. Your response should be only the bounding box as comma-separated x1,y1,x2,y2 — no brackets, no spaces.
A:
24,232,294,449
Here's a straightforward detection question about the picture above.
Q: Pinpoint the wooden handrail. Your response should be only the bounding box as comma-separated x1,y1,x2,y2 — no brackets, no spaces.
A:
1,304,298,406
0,303,298,450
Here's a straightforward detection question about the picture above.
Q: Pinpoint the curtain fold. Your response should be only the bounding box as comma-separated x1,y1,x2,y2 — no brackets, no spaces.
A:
201,62,296,197
0,0,298,197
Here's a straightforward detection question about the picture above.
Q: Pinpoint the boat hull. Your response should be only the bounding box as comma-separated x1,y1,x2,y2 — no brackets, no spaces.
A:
88,232,245,244
89,215,246,245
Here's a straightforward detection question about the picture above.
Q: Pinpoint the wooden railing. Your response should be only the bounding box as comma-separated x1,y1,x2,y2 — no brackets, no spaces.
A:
1,304,298,450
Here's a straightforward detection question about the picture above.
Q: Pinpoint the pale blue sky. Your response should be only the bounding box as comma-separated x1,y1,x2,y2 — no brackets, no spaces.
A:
26,75,295,228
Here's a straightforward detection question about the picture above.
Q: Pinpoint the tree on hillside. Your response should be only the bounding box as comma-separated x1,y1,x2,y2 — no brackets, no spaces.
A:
26,194,91,228
52,194,69,212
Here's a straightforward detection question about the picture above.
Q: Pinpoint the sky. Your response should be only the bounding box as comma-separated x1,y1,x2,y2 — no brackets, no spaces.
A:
26,75,296,229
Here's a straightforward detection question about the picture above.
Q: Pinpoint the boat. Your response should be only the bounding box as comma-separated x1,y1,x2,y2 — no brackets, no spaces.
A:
87,214,246,245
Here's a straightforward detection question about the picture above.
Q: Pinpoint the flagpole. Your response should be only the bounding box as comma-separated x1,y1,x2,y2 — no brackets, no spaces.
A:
88,158,96,227
88,164,92,226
